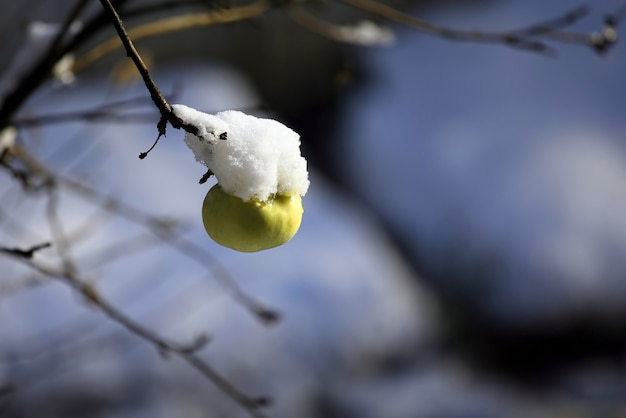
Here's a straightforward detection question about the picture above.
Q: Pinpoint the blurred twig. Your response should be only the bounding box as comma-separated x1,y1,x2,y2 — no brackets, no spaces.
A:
2,159,272,415
47,0,90,57
0,0,130,127
74,0,270,73
15,93,161,127
4,250,270,418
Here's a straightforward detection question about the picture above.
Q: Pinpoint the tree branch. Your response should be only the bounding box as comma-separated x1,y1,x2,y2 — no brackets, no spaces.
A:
7,253,270,418
339,0,619,54
0,177,272,416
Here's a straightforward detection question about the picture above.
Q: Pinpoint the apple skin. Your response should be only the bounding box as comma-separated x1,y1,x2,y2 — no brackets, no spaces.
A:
202,184,303,252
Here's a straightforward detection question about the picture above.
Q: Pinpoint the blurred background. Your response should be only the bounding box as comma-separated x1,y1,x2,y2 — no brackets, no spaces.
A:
1,0,626,417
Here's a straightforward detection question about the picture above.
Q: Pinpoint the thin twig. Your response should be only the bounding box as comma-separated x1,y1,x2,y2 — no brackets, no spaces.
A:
98,0,202,139
97,1,171,117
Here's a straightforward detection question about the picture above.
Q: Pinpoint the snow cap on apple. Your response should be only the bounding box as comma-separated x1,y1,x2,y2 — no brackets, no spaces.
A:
172,104,309,201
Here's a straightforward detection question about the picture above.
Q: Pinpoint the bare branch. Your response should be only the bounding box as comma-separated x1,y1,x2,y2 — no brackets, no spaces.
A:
7,254,271,418
2,181,269,414
9,144,279,324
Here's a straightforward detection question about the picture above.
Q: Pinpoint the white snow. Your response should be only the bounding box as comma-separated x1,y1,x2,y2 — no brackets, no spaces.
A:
173,104,309,201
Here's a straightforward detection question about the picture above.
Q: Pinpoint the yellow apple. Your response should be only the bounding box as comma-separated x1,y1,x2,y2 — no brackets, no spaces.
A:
202,184,303,252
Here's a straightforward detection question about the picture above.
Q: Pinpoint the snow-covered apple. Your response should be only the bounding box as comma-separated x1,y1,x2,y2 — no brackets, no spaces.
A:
174,104,309,252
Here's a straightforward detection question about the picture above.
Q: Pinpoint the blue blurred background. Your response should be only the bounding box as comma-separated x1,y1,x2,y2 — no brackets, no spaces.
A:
1,0,626,417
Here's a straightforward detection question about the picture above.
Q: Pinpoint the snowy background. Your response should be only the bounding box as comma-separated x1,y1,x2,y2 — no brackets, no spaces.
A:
2,0,626,417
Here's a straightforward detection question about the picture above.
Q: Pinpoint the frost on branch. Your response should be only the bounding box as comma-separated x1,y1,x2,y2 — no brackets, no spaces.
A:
173,104,309,202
